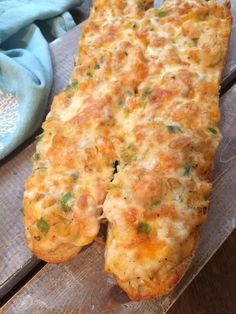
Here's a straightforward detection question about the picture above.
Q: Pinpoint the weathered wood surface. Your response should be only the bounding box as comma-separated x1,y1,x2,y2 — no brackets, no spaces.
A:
169,230,236,314
2,81,236,314
0,144,36,300
0,2,92,300
0,0,236,309
223,0,236,85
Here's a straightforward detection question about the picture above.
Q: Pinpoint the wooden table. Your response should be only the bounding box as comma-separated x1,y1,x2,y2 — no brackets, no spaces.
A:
0,2,236,313
169,230,236,314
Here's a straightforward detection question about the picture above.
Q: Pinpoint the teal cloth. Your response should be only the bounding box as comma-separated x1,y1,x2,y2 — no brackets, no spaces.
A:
0,0,83,159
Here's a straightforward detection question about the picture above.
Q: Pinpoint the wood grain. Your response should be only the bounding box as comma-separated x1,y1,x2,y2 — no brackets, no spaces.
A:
2,82,236,313
168,230,236,314
0,2,94,299
0,4,91,300
223,0,236,86
0,0,236,309
0,144,36,300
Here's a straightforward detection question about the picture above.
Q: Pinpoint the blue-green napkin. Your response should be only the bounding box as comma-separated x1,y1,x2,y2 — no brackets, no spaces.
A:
0,0,83,159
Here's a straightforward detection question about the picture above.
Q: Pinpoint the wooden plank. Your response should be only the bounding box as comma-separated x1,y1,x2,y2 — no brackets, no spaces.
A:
2,82,236,314
0,144,36,300
0,6,92,300
223,0,236,86
168,230,236,314
1,0,236,305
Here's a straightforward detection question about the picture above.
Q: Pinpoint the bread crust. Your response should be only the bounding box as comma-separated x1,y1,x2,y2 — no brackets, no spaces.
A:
114,231,198,301
30,243,81,264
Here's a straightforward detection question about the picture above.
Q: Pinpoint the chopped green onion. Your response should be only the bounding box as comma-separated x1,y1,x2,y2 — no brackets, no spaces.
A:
95,64,100,69
150,199,161,210
60,192,74,212
138,222,151,234
32,152,40,162
140,94,147,103
122,146,137,164
208,127,218,135
156,10,168,18
183,163,192,176
143,87,152,97
117,99,124,108
140,88,152,107
167,125,182,133
37,218,50,235
87,72,93,78
35,133,43,144
66,80,79,90
123,154,135,164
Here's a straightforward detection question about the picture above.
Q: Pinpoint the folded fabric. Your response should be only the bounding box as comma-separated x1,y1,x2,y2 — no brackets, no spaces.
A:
0,0,83,160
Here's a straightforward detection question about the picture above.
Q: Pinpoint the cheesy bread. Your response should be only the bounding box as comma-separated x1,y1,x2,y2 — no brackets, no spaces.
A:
102,0,232,300
23,0,153,263
23,0,232,300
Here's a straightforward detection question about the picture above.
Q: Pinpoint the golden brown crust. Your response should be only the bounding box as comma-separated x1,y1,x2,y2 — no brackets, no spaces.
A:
31,243,81,264
116,231,198,301
105,225,199,300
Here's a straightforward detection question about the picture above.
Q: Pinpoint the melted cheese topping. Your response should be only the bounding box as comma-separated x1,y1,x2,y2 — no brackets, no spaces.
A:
24,1,155,262
23,0,231,297
101,0,231,300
